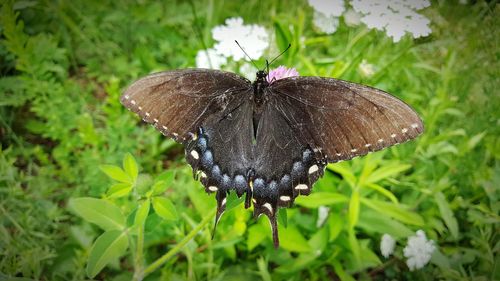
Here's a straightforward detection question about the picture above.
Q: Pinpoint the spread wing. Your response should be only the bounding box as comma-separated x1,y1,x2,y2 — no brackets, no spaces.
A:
120,69,252,143
268,76,424,163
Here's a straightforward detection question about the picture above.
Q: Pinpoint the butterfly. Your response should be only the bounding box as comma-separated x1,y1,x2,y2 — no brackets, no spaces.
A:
120,65,423,248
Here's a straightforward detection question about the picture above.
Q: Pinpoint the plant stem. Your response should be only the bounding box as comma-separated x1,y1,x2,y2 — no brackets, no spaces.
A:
133,223,146,281
142,208,216,278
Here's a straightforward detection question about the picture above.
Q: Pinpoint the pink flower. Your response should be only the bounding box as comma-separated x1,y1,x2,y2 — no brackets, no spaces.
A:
267,66,299,83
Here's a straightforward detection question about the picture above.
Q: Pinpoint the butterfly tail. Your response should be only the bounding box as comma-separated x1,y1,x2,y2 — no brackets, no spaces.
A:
211,191,227,239
253,203,280,248
269,214,280,248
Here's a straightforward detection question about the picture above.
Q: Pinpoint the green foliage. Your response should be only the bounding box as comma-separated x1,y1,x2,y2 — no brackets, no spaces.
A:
0,1,498,280
86,229,129,278
69,197,126,231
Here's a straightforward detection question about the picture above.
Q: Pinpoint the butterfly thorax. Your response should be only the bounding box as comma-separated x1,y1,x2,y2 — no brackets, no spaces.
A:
253,71,269,106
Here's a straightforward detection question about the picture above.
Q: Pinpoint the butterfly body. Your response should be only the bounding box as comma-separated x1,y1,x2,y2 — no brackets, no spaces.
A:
252,70,269,106
121,68,423,247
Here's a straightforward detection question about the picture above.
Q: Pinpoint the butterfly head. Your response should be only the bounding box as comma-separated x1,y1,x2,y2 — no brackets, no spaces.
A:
256,70,268,80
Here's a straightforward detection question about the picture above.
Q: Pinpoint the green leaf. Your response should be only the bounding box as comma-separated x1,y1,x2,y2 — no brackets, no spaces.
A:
152,197,178,221
135,174,153,195
348,189,360,228
279,225,311,253
150,180,167,196
361,198,424,226
106,183,133,198
156,170,176,185
358,154,379,186
86,230,129,278
308,226,329,253
333,261,356,281
364,163,411,185
275,227,329,273
99,164,132,184
278,208,288,228
247,224,267,251
434,192,459,239
69,198,126,230
225,192,244,212
295,192,348,208
134,200,150,227
151,170,175,195
273,20,292,55
467,132,486,150
122,153,138,183
0,76,29,106
430,249,451,269
365,183,398,204
348,229,361,267
77,114,99,146
327,163,356,188
187,180,215,216
359,241,382,268
358,210,414,238
328,213,344,242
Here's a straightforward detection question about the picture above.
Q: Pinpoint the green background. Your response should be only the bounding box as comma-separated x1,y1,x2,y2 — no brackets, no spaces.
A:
0,1,498,280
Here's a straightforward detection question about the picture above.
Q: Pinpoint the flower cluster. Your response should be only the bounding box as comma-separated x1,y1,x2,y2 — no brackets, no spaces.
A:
308,0,345,34
316,206,330,227
195,48,226,69
307,0,432,42
212,17,269,61
195,17,269,69
358,59,376,77
403,230,436,271
380,233,396,258
351,0,432,42
267,66,299,83
379,230,436,271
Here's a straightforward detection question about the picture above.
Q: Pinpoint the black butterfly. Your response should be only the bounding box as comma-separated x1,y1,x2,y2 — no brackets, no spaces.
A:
120,67,423,247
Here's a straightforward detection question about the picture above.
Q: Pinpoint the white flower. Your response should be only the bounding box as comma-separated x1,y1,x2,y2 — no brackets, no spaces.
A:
308,0,345,17
343,8,362,26
195,48,226,69
239,63,256,80
403,230,436,271
316,206,330,227
351,0,432,42
212,17,269,61
380,233,396,258
313,11,340,34
308,0,345,34
358,59,375,77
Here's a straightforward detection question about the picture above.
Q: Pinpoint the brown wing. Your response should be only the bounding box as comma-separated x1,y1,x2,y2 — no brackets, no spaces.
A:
268,76,424,162
120,69,252,143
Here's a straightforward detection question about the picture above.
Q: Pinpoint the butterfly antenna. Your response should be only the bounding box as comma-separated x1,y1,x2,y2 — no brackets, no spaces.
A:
235,40,260,69
268,43,291,67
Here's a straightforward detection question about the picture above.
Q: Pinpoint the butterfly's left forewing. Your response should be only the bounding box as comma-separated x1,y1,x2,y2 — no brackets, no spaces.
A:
268,76,424,163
